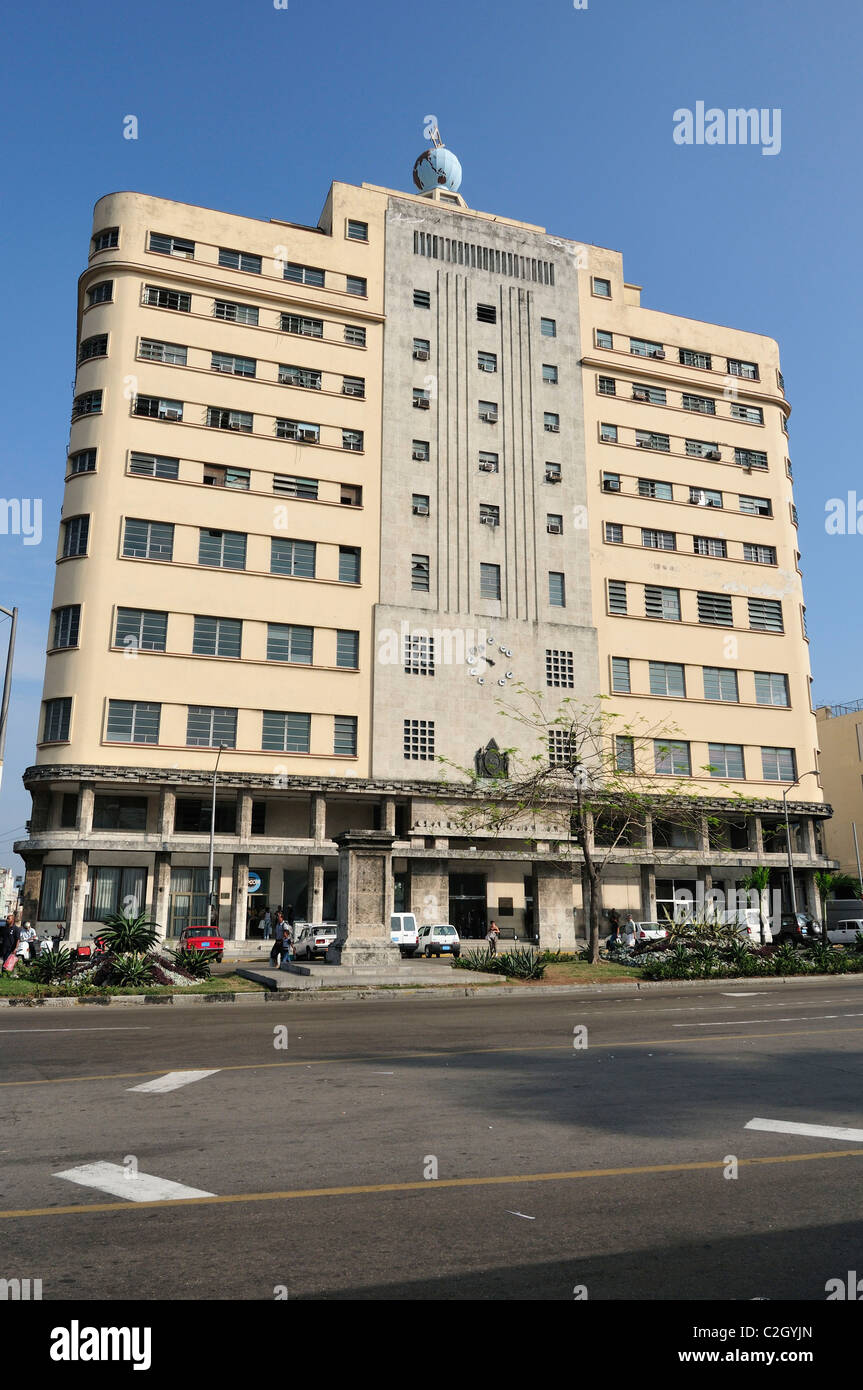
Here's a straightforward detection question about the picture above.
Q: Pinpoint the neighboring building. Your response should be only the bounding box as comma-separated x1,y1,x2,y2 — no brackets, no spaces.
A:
14,140,834,945
0,868,20,919
815,701,863,877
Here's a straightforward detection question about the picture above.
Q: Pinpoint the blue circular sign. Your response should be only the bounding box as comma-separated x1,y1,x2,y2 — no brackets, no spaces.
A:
248,872,262,893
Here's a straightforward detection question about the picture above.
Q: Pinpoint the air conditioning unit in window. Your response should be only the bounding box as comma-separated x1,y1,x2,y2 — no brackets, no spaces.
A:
480,410,498,422
479,461,497,472
480,514,499,526
299,429,318,442
545,470,561,483
603,478,620,492
690,491,705,505
636,438,652,447
706,450,721,461
413,503,429,516
412,449,427,461
547,521,563,534
413,348,430,361
161,409,182,420
545,423,559,432
633,389,650,401
227,421,244,430
479,362,495,372
343,384,364,396
414,398,431,409
651,349,666,359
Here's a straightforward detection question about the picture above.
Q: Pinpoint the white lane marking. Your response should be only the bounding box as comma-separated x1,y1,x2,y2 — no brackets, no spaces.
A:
745,1118,863,1143
674,1013,863,1027
54,1162,215,1201
127,1069,220,1093
0,1027,151,1034
722,992,770,997
505,1210,536,1220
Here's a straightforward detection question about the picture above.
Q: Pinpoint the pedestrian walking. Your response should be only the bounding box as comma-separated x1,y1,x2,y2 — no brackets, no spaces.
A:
485,920,500,956
608,908,621,942
1,913,21,974
269,910,289,966
260,907,272,940
280,922,295,970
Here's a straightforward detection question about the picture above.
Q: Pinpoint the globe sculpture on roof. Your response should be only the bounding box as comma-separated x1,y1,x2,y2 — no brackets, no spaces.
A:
413,136,462,193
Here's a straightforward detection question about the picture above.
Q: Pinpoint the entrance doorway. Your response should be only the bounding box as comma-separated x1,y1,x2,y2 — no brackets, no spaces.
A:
449,872,487,940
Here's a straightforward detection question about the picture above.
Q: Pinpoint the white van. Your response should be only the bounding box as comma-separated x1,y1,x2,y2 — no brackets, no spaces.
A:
723,908,772,945
390,912,419,957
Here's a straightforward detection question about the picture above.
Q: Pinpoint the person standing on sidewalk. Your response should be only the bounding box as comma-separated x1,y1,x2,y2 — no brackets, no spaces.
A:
485,920,500,956
270,910,289,966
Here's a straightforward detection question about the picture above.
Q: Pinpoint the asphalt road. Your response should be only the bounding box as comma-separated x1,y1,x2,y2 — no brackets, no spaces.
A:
2,979,863,1301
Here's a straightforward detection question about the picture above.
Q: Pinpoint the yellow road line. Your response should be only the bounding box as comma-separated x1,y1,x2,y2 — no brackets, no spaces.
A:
2,1147,862,1221
2,1023,863,1090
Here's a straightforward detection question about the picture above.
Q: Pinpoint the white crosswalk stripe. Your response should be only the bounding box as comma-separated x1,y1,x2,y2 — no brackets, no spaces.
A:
54,1162,215,1202
127,1069,220,1093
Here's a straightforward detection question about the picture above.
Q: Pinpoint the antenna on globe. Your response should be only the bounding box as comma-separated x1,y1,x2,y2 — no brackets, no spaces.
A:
413,118,463,195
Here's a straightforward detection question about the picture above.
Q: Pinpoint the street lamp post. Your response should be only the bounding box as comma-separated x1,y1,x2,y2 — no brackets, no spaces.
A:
0,605,18,795
781,769,821,920
207,744,225,926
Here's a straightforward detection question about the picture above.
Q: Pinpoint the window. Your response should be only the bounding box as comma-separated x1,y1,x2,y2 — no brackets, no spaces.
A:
754,672,789,707
541,317,556,338
479,450,498,472
62,791,79,826
730,403,763,423
412,554,430,591
175,800,236,834
122,518,174,561
654,740,691,776
83,864,143,919
413,440,431,462
748,598,783,633
743,542,776,565
546,650,574,688
69,448,97,474
686,440,721,460
336,630,360,668
274,474,318,500
735,448,768,470
413,290,431,308
206,406,252,432
276,418,319,443
346,275,366,296
192,616,242,659
603,471,621,492
479,399,498,421
106,700,161,744
262,711,311,755
480,502,500,526
72,390,102,418
214,300,259,326
284,262,325,287
545,461,561,483
344,324,366,345
480,563,501,600
689,485,723,507
92,227,119,252
404,633,435,676
266,624,313,664
645,586,680,621
630,337,664,358
342,429,364,452
86,281,113,306
414,388,432,410
761,747,796,781
703,667,739,702
642,528,676,551
697,591,733,626
62,515,90,557
608,580,627,614
134,395,183,421
78,334,108,362
600,423,618,443
203,464,250,490
598,376,616,396
413,338,431,360
693,535,727,558
548,729,574,766
478,351,497,373
592,277,611,297
334,715,358,756
40,864,69,918
144,284,191,311
186,706,237,749
339,546,360,583
615,735,635,772
611,657,631,692
739,494,771,517
115,608,167,652
728,358,759,380
679,348,712,369
632,383,666,405
404,719,435,760
271,538,316,578
547,513,563,534
604,522,623,544
708,744,745,779
413,493,430,516
638,479,672,500
92,798,148,832
347,220,368,241
635,430,670,452
682,393,716,415
211,351,255,377
198,529,246,570
544,412,560,432
140,339,187,366
280,313,323,340
596,330,613,349
52,605,80,649
542,364,559,385
149,232,194,258
43,697,72,742
218,248,262,273
548,572,565,607
280,365,322,393
649,662,685,697
128,452,179,480
476,303,497,323
342,375,365,398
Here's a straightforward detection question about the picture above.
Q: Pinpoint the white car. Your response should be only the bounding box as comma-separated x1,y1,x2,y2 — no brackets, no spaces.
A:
293,923,338,960
390,912,419,957
417,924,461,958
827,918,863,946
621,921,668,946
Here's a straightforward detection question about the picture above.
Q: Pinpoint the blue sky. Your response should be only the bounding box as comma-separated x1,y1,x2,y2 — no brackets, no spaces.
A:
0,0,860,869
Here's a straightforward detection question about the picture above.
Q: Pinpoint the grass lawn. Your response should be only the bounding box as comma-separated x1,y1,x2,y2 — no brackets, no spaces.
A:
504,960,643,985
0,971,261,999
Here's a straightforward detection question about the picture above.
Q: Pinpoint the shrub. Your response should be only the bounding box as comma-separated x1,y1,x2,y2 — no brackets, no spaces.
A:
104,953,156,987
24,948,75,983
497,946,546,980
97,911,160,956
453,949,505,974
170,948,212,979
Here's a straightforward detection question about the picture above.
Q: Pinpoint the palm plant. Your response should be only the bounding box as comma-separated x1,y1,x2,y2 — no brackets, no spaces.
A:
97,911,160,956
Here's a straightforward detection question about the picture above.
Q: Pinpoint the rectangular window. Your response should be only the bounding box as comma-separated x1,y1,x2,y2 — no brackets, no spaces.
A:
761,746,796,781
144,284,191,311
273,474,318,500
334,715,358,756
592,277,611,298
68,448,97,474
728,358,759,380
600,423,618,443
478,350,497,372
139,339,187,365
211,351,255,377
693,535,727,558
92,797,149,832
52,605,81,649
39,864,69,919
175,800,236,834
86,281,113,306
596,330,613,349
122,518,173,561
479,502,500,526
748,598,783,632
206,406,252,432
611,657,630,693
480,563,502,600
476,303,496,323
218,248,262,273
642,528,676,551
275,419,319,443
689,485,723,507
281,312,323,338
548,572,566,607
703,667,739,702
604,522,623,544
708,744,745,779
730,403,763,423
115,608,167,652
413,440,431,462
336,630,360,668
635,430,670,452
262,711,311,754
682,393,716,415
344,324,366,345
608,580,627,614
542,364,559,385
743,542,776,564
615,735,635,772
106,699,161,745
78,334,108,362
342,374,365,397
638,479,673,500
186,705,237,749
149,232,194,258
541,317,556,337
413,290,431,308
654,739,691,776
63,515,90,557
213,300,259,326
192,616,242,659
479,450,498,472
413,338,431,360
413,494,430,516
686,440,721,460
645,586,681,621
203,464,250,490
270,537,316,578
43,697,72,742
128,452,179,479
342,429,364,452
545,649,575,688
283,262,325,287
404,719,435,760
267,623,313,664
649,661,686,697
339,546,361,583
632,382,666,405
548,729,574,766
544,412,560,432
197,529,246,570
347,220,368,241
739,494,771,517
345,275,366,296
603,472,621,492
735,448,768,470
754,672,789,706
71,390,103,418
679,348,712,369
548,514,562,536
545,461,562,483
697,591,733,626
630,337,664,358
412,554,430,591
598,376,616,396
134,395,183,421
92,227,119,252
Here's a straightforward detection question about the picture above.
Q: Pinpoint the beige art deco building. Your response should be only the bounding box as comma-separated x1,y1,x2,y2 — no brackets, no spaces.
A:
815,702,863,877
15,146,834,944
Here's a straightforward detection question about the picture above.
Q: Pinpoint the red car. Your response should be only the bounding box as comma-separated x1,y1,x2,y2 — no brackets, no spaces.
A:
178,925,224,963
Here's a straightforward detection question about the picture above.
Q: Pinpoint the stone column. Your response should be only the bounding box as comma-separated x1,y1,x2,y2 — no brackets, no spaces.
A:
158,787,176,839
152,852,172,938
411,860,449,926
21,853,44,923
77,783,95,835
534,862,576,950
330,830,400,965
310,793,327,842
381,796,396,834
231,853,249,941
639,863,656,923
67,849,89,944
309,855,325,921
30,789,50,833
749,815,763,855
237,790,253,841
